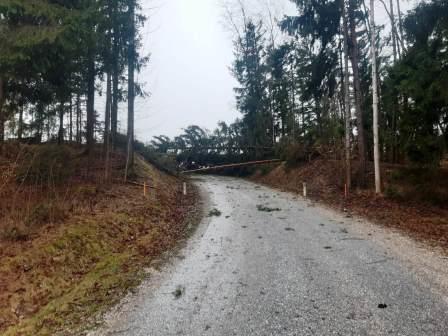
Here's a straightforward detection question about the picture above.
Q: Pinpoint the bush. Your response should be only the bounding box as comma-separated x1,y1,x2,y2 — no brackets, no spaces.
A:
406,135,444,167
25,201,67,227
139,148,178,175
257,164,275,176
384,185,401,200
16,145,77,185
105,132,129,151
1,219,29,241
275,140,312,167
386,167,448,207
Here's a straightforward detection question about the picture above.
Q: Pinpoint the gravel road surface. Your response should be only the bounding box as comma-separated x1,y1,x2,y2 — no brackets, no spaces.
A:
90,176,448,336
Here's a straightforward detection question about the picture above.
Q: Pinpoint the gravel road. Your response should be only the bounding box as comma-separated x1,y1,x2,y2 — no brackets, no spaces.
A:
90,175,448,336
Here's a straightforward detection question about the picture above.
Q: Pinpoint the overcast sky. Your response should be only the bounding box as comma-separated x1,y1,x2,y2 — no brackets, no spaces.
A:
130,0,237,141
124,0,417,142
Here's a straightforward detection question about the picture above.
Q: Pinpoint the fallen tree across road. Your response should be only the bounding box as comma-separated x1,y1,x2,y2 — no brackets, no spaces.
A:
182,159,282,174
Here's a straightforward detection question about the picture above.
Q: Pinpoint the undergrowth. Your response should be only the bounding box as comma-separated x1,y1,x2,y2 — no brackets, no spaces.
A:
0,144,199,335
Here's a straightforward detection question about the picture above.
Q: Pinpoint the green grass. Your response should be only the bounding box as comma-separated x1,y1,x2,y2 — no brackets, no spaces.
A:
2,215,146,336
0,154,198,336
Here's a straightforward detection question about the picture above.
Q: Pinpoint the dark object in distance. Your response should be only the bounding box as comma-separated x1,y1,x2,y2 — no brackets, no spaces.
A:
257,204,281,212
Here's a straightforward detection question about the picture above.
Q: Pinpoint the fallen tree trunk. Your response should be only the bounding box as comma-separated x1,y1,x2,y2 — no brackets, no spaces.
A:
182,159,282,174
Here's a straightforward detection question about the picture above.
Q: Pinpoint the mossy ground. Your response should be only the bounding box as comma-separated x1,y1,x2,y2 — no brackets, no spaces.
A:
0,154,199,335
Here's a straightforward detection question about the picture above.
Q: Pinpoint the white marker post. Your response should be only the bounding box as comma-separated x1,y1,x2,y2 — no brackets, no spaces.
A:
183,182,187,196
303,182,307,198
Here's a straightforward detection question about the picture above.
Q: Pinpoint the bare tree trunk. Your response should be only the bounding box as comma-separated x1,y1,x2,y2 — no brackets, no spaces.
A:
86,47,96,154
58,100,64,145
370,0,381,194
0,77,5,146
301,101,305,136
388,0,399,163
46,107,51,141
342,0,352,192
290,71,296,140
389,0,398,62
396,0,404,48
396,0,405,164
69,95,73,142
18,104,24,140
111,56,119,147
125,0,135,180
111,1,119,147
348,0,367,187
76,93,82,143
104,72,112,180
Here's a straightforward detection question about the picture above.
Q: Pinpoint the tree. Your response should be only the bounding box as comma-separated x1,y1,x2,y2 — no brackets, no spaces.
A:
342,0,352,192
266,43,293,138
232,19,271,156
125,0,136,180
0,77,4,147
384,0,448,165
281,0,345,148
0,0,146,159
348,0,367,186
151,135,172,153
370,0,381,193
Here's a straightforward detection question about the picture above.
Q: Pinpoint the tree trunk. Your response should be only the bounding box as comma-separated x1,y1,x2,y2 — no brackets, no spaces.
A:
348,0,367,187
290,71,296,140
389,0,398,62
370,0,381,194
86,47,96,154
342,0,352,192
76,93,82,143
125,0,135,180
0,77,5,145
46,107,51,141
58,100,64,145
104,72,112,180
18,104,24,140
111,1,120,147
69,95,73,142
396,0,404,49
389,0,400,163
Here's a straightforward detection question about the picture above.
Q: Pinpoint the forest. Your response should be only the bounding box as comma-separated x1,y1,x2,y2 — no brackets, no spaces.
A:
0,0,447,189
0,1,447,334
0,0,146,176
151,0,448,193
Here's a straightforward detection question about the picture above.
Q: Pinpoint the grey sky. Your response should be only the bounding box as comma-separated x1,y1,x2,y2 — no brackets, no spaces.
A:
126,0,416,142
132,0,238,141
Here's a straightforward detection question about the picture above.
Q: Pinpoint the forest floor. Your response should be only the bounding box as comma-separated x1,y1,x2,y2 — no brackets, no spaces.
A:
0,144,200,336
252,159,448,254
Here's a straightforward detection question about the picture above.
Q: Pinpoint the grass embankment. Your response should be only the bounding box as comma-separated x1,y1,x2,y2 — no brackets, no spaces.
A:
252,159,448,253
0,145,199,335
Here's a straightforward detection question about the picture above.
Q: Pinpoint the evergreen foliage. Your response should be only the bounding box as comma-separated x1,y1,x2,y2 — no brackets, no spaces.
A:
0,0,146,152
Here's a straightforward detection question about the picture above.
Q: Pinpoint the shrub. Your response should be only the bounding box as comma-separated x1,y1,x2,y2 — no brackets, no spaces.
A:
384,185,401,200
275,140,312,167
25,201,67,227
16,145,76,185
139,148,178,175
257,164,274,176
405,135,444,167
386,167,448,207
1,219,29,241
